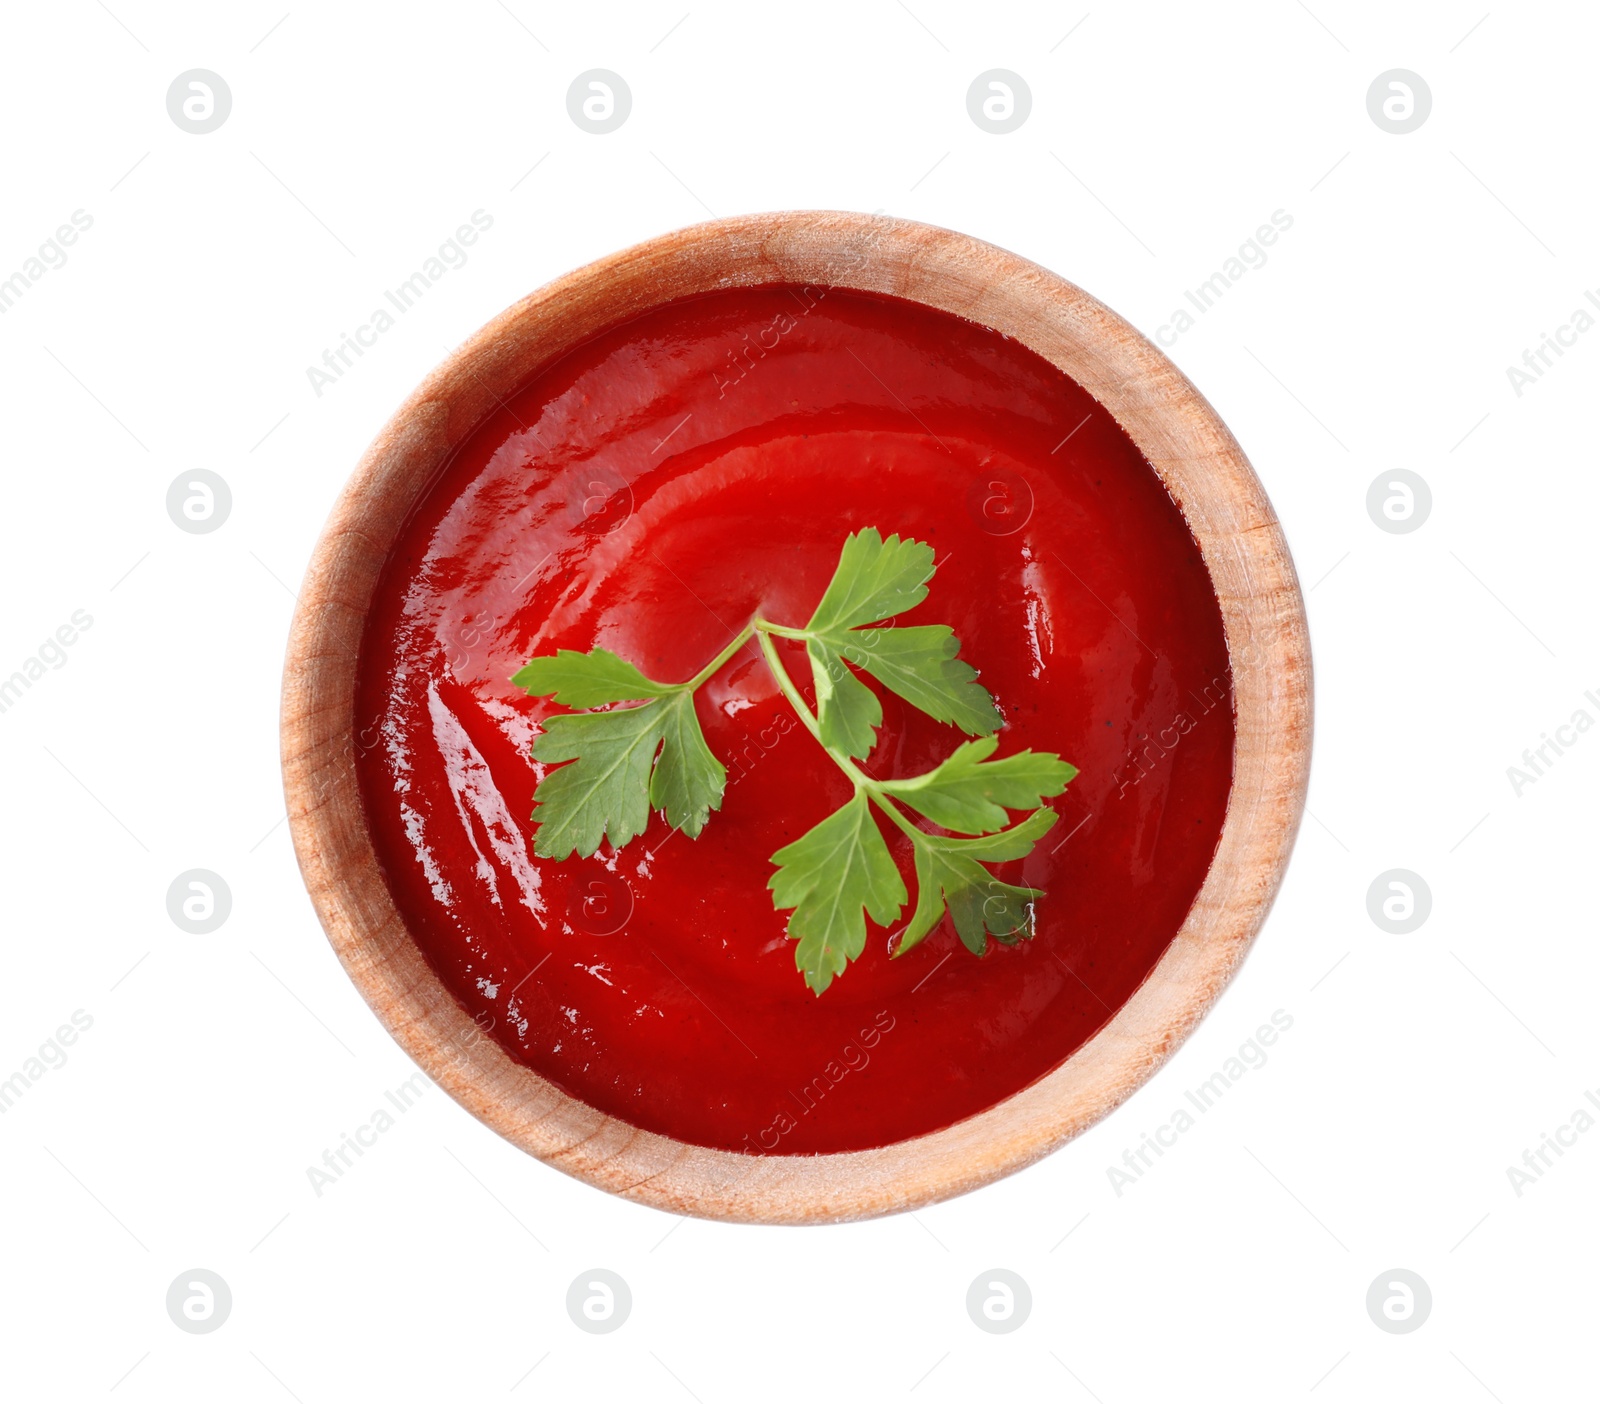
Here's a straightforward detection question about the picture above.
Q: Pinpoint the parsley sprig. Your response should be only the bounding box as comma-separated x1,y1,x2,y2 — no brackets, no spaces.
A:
513,529,1078,994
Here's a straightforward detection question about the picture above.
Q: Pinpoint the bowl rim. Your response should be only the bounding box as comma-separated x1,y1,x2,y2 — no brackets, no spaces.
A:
281,209,1312,1225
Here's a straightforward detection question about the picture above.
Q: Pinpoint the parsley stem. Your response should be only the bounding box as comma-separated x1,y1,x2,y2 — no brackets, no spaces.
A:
754,629,825,746
683,622,758,691
753,620,809,640
754,629,928,847
680,617,820,694
865,787,928,844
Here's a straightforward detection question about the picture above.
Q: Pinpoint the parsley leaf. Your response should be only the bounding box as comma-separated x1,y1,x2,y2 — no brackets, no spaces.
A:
519,650,726,857
528,702,666,859
805,527,936,633
768,791,908,995
839,625,1001,737
649,691,727,838
878,736,1078,834
511,647,675,708
898,808,1059,957
801,529,1000,753
805,637,883,759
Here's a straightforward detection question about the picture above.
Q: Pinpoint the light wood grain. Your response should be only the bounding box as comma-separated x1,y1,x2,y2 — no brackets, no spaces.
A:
280,212,1312,1224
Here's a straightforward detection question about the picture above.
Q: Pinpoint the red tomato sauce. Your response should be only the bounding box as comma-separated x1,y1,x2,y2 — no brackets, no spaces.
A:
354,284,1234,1154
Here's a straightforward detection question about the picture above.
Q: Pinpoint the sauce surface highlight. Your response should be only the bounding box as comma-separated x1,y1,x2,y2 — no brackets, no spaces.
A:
355,285,1234,1154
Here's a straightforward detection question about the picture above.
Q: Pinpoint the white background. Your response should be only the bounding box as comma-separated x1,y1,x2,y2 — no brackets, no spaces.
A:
2,1,1595,1399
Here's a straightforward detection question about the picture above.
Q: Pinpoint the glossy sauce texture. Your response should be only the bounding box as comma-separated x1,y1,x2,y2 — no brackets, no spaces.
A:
355,285,1234,1154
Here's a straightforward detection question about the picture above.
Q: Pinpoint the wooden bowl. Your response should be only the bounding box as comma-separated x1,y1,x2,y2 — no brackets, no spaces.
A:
281,211,1311,1224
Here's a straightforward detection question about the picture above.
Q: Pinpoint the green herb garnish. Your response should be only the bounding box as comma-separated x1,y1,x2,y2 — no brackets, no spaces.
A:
513,529,1078,994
